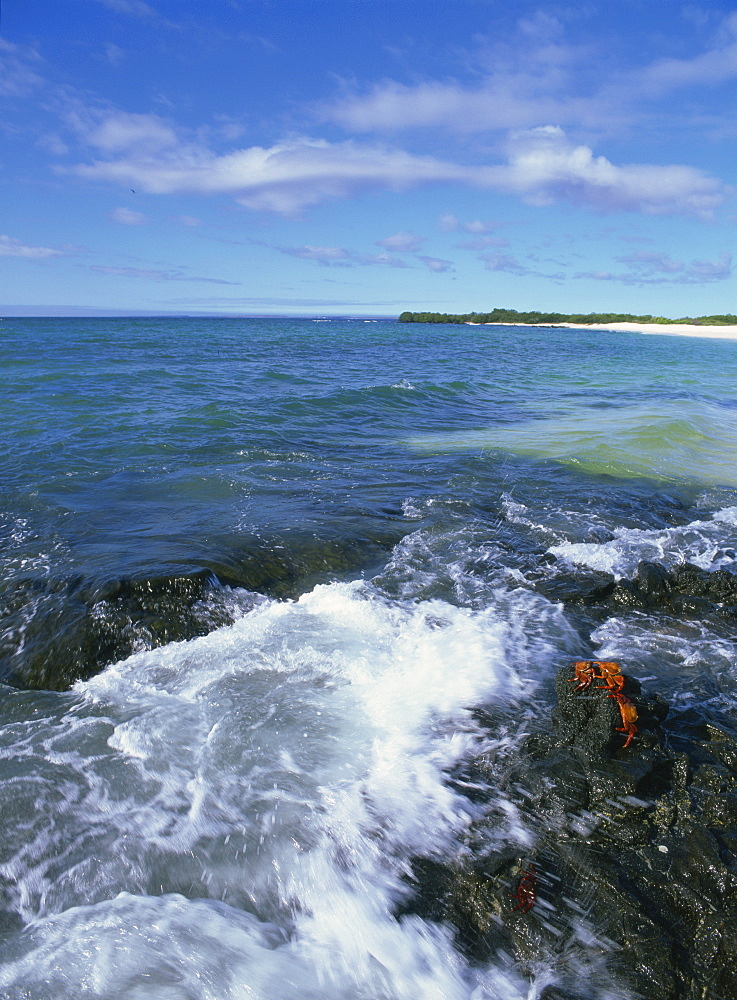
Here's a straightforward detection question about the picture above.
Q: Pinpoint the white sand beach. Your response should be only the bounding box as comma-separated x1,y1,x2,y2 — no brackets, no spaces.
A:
552,321,737,340
473,321,737,340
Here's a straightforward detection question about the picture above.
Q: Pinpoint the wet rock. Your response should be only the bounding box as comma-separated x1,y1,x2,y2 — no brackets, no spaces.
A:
533,570,615,605
635,560,672,597
544,558,737,620
0,570,244,690
401,662,737,1000
616,558,737,617
0,530,402,690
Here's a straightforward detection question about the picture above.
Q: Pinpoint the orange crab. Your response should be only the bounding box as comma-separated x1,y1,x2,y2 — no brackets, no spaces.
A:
594,661,626,695
569,659,638,748
569,660,598,691
608,691,638,748
569,659,622,691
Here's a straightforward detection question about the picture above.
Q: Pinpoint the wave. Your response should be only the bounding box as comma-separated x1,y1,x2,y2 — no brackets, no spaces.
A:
0,577,571,999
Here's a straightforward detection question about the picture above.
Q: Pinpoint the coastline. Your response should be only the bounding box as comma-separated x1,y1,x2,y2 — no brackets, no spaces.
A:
473,320,737,340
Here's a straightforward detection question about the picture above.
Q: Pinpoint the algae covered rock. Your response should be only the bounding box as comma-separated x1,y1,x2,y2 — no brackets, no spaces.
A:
401,661,737,1000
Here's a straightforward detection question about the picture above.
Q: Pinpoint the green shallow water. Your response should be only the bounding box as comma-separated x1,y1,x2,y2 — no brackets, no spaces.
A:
407,398,737,485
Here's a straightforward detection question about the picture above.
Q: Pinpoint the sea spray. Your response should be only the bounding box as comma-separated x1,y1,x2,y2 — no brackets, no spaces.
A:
0,578,571,998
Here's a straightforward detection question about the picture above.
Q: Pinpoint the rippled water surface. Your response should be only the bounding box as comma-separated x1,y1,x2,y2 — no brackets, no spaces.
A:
1,317,736,998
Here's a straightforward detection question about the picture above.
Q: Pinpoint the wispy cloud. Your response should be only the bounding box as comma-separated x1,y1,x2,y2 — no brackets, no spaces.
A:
416,255,454,273
91,0,157,18
639,13,737,94
0,234,62,258
439,215,502,234
483,252,563,280
161,296,408,309
615,251,685,274
104,43,126,67
376,230,424,252
324,77,599,135
455,237,510,251
110,206,148,225
276,244,410,268
576,252,732,285
322,12,737,136
0,38,44,97
90,264,239,283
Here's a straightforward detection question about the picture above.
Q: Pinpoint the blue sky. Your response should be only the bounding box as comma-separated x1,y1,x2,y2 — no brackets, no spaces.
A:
1,0,735,316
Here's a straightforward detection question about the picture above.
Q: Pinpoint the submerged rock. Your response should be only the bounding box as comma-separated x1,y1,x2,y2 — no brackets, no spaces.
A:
401,662,737,1000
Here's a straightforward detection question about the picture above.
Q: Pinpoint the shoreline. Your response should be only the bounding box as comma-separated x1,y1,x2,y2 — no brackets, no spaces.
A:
472,320,737,340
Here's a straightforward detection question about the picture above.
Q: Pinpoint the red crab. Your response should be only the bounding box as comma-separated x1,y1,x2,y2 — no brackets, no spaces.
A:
511,864,537,913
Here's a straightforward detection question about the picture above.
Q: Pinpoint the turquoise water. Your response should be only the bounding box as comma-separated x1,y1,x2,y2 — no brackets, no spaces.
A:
1,317,736,998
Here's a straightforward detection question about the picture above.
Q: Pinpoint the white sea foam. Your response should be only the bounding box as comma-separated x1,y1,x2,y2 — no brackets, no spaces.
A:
589,615,737,713
0,579,560,999
548,506,737,579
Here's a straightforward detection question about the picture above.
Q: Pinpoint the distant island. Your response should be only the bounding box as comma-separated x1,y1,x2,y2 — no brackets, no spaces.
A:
398,309,737,326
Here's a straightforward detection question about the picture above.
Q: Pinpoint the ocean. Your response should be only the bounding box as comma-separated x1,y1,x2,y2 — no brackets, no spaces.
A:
1,316,736,998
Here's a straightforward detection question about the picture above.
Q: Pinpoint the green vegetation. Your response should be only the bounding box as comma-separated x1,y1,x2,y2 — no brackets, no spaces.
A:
397,309,737,326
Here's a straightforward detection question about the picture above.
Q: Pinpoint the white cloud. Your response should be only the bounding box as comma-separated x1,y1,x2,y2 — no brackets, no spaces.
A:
376,230,424,252
65,113,728,220
324,78,591,134
110,207,148,225
0,234,61,258
87,111,179,154
495,126,727,218
67,135,480,215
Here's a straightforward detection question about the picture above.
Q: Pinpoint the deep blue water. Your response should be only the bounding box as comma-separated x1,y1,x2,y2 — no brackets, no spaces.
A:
1,316,736,998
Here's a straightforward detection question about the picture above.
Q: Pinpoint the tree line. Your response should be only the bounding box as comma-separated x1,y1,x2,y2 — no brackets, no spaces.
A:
397,309,737,326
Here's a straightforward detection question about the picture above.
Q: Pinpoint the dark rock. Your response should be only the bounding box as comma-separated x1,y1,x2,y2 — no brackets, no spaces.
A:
536,558,737,623
610,578,650,607
671,563,737,603
533,570,615,605
400,662,737,999
636,560,673,597
1,530,403,690
0,570,244,690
